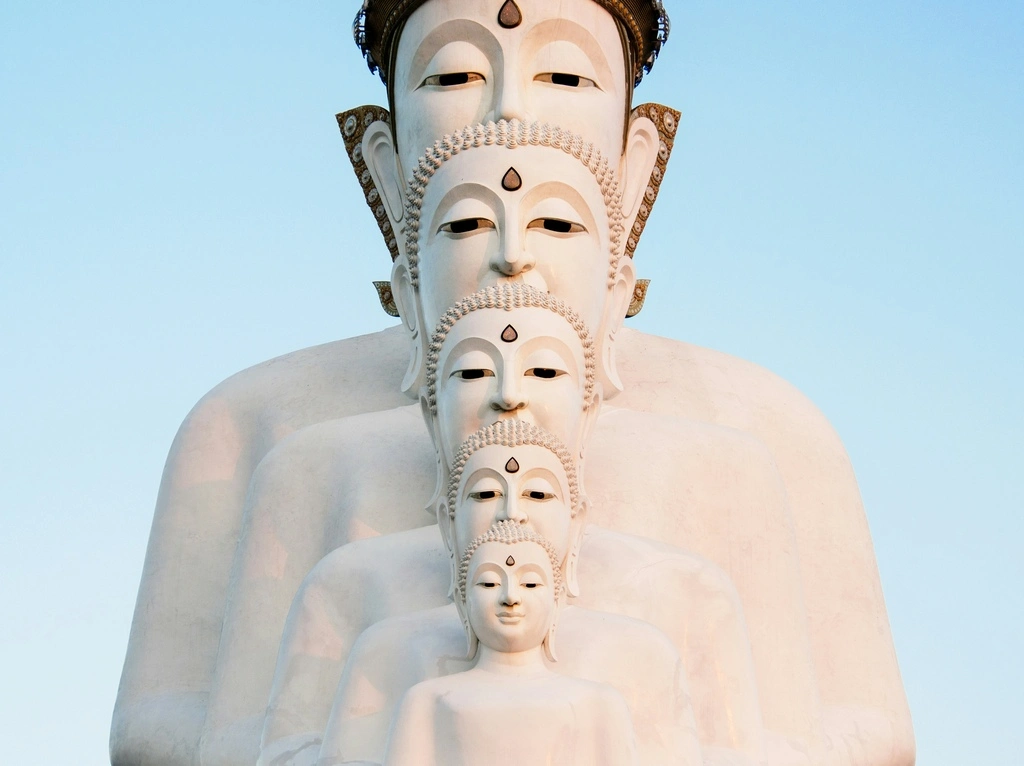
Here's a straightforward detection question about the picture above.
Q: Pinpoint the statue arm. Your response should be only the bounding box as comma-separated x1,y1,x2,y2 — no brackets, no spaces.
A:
112,384,261,764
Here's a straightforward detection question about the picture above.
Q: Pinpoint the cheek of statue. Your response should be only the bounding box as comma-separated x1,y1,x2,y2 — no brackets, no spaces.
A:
393,0,628,180
523,225,608,335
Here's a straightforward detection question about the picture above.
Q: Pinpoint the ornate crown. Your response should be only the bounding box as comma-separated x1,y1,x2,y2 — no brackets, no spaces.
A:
353,0,669,87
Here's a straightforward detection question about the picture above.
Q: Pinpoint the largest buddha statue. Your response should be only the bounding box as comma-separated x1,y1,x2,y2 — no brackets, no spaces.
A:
111,1,915,765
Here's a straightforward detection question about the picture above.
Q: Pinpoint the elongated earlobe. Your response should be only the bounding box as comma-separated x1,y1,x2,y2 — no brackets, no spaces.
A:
392,257,425,396
464,621,479,661
543,614,559,663
596,256,636,397
564,506,589,598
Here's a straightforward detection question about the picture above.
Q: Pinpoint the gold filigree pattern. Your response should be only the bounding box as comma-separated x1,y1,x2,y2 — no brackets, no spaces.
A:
372,280,399,317
626,278,650,318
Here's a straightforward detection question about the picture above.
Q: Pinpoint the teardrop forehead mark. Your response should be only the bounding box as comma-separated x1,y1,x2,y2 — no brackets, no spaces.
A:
505,456,520,473
497,0,523,29
505,554,516,566
501,166,522,191
501,324,518,343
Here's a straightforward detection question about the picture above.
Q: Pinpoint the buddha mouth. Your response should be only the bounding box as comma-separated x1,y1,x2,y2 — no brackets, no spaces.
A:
497,611,525,624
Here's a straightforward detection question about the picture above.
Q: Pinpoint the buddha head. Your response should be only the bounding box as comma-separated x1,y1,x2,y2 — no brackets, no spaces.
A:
457,520,564,661
372,122,643,398
423,282,597,466
354,0,669,174
441,419,585,600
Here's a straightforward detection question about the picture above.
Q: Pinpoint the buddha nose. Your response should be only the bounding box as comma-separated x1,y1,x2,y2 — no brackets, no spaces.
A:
501,580,522,607
489,68,528,124
491,224,535,277
490,374,528,413
497,492,529,525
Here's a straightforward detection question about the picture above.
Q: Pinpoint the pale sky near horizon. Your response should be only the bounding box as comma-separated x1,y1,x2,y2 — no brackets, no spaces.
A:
1,1,1021,763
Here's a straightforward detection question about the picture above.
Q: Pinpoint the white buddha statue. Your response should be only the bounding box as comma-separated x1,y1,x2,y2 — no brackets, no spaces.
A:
112,1,914,765
382,521,639,766
259,283,766,765
316,419,706,766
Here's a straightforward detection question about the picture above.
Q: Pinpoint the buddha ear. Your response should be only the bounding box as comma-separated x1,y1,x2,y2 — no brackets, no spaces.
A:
543,610,559,663
564,502,589,599
362,119,406,245
435,495,457,605
595,254,636,397
576,387,604,459
433,491,453,559
392,256,425,396
419,390,442,456
618,114,660,247
464,618,479,661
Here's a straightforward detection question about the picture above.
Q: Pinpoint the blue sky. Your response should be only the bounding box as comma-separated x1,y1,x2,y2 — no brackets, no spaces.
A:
1,1,1021,762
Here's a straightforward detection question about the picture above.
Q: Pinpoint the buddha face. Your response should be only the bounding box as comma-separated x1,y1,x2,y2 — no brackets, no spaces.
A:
393,0,628,177
434,306,590,465
416,144,613,335
466,540,557,654
454,444,573,563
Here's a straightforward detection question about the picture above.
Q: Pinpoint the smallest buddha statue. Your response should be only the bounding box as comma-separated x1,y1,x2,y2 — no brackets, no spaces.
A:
381,520,638,766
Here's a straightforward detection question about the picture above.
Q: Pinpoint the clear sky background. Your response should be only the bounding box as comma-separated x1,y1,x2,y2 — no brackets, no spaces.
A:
1,1,1020,763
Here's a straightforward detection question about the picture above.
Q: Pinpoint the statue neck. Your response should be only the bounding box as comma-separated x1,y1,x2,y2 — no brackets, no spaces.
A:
473,644,548,675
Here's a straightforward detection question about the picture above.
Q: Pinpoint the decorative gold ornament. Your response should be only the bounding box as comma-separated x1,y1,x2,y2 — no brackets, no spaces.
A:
623,103,679,261
625,278,650,318
372,280,400,317
336,105,400,262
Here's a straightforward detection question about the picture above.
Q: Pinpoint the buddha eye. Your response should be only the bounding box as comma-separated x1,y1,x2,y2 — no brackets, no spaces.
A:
470,490,502,501
452,368,495,380
527,218,585,234
535,72,596,88
478,580,499,588
523,490,554,501
523,582,539,589
422,72,485,87
439,218,496,235
525,368,563,379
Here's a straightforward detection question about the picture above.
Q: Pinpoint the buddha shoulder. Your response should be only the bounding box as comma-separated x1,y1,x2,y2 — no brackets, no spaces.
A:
175,325,412,440
616,327,846,449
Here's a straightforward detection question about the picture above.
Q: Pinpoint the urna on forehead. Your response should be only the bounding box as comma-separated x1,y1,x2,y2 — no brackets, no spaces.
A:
353,0,670,87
